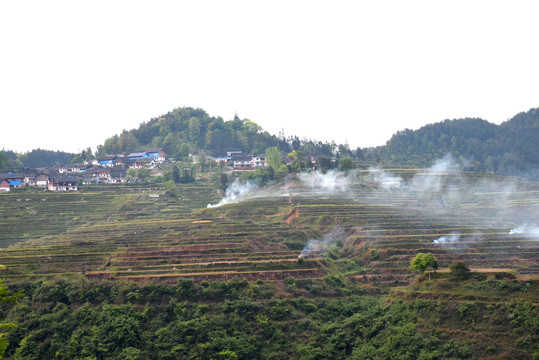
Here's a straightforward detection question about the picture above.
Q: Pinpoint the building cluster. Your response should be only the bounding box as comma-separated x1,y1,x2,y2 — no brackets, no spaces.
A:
207,149,267,170
0,148,271,193
0,149,166,192
0,170,78,192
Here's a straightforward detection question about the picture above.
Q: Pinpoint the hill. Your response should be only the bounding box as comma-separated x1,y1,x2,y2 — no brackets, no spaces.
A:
96,107,356,163
96,108,282,160
369,107,539,178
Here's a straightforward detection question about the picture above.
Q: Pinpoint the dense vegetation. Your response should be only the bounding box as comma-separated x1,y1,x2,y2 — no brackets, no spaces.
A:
0,277,490,360
369,108,539,178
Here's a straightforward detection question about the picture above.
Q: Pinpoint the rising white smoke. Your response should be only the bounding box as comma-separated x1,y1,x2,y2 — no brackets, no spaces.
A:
408,154,460,194
433,232,461,245
368,167,403,189
207,179,258,208
300,227,346,258
297,170,351,193
509,224,539,237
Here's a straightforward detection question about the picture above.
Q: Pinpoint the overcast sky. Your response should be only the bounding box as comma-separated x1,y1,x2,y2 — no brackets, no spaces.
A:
1,1,538,154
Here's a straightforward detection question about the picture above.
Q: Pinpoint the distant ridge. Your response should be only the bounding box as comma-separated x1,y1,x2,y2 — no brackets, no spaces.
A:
370,107,539,178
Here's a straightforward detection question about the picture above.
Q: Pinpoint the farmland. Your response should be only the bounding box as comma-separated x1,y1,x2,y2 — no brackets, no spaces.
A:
0,167,537,359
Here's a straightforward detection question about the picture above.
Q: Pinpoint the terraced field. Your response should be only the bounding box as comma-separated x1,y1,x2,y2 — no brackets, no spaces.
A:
1,169,537,289
0,169,537,359
0,183,219,248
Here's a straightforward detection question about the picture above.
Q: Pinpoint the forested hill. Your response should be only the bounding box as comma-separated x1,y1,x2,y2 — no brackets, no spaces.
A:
96,107,349,160
98,108,278,159
370,107,539,178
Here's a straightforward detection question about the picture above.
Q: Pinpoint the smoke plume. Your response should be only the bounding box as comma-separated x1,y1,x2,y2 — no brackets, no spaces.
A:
297,170,351,193
207,179,258,208
368,167,403,189
509,224,539,238
300,227,346,258
433,232,461,245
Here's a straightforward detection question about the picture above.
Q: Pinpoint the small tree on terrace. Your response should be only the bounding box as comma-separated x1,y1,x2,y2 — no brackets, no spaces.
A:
410,252,438,280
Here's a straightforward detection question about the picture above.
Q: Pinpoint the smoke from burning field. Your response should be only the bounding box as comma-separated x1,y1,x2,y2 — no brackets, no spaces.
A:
433,233,461,246
207,155,539,239
207,179,258,208
509,224,539,238
299,227,346,258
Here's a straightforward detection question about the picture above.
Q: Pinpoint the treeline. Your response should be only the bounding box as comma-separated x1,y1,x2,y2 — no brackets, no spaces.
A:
96,107,362,161
1,277,476,360
367,107,539,178
0,149,75,170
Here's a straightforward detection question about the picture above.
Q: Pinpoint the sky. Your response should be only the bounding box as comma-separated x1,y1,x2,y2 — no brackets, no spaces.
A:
1,1,539,154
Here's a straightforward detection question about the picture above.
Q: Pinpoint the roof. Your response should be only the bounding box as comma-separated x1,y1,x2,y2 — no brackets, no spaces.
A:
126,158,153,164
145,148,164,153
0,172,25,180
110,169,127,178
128,152,147,157
98,155,117,161
231,155,253,162
212,151,228,158
50,175,78,182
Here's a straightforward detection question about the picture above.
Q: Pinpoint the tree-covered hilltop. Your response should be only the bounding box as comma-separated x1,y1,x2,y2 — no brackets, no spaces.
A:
367,107,539,177
96,108,279,159
95,107,359,161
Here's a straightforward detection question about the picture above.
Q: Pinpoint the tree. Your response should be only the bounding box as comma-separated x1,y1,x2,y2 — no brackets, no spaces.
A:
287,150,306,172
276,164,289,179
265,147,282,172
165,180,178,198
172,166,181,184
339,156,355,173
179,143,190,161
449,261,471,280
220,173,229,193
410,253,438,280
137,168,151,183
126,168,137,182
318,156,336,171
189,117,201,146
0,152,13,170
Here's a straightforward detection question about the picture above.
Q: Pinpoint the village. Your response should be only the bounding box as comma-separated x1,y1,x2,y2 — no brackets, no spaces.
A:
0,148,269,192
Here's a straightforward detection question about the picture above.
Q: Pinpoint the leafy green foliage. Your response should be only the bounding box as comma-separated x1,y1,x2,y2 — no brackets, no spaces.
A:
410,253,438,278
2,279,474,360
265,147,282,172
338,156,355,173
